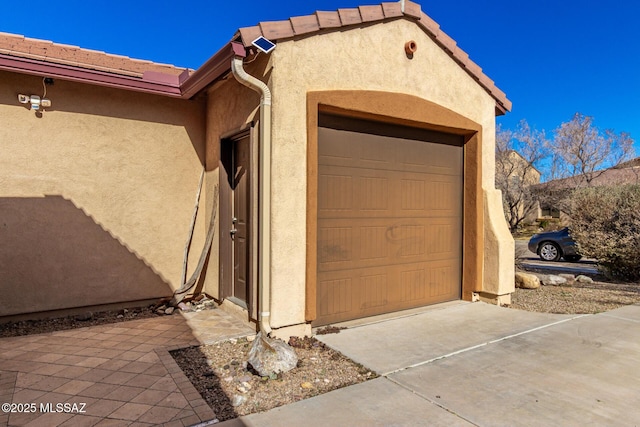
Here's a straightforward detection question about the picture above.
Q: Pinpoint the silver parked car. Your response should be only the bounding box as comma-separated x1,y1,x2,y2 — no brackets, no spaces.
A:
528,227,582,262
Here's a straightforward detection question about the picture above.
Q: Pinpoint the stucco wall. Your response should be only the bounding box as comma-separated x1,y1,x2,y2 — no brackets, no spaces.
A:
203,17,515,331
203,74,261,304
264,18,514,328
0,71,206,317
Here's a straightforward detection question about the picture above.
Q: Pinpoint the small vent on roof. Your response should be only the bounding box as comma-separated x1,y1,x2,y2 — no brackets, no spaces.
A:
252,36,276,54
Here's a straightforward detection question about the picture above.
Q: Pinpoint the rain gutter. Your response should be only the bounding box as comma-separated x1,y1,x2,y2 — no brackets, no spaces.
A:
180,42,246,99
0,41,246,100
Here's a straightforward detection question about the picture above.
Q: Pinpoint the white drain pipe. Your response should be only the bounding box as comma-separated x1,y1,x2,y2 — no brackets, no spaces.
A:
231,56,272,336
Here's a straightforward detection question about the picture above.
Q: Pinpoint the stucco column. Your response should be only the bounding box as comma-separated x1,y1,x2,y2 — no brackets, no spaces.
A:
481,189,515,305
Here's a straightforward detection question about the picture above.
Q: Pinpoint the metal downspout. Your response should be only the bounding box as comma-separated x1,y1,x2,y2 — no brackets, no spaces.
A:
231,57,273,336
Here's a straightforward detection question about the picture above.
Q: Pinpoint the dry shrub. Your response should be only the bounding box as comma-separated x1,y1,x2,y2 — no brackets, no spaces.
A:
570,184,640,281
514,244,528,269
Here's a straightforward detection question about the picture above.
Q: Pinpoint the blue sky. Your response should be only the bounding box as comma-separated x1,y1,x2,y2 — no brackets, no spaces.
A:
2,1,638,153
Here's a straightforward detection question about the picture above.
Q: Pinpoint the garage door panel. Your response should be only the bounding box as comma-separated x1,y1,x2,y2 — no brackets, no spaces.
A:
320,167,460,218
317,260,460,324
316,124,462,326
318,217,460,272
319,128,462,175
317,276,353,318
318,172,354,212
398,139,463,175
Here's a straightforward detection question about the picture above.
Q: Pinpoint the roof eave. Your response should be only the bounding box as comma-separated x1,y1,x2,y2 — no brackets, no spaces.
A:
0,53,183,97
180,42,246,99
0,41,247,100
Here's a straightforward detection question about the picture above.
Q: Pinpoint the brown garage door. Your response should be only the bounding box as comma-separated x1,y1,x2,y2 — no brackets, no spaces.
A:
315,117,463,326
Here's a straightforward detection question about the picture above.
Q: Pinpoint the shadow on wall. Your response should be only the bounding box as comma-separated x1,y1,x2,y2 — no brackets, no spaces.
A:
0,196,174,318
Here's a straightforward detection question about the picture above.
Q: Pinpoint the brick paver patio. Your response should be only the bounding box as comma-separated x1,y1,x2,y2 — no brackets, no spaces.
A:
0,308,254,426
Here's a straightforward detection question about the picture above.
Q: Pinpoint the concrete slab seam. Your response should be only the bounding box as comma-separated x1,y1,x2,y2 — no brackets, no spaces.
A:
382,314,590,376
486,314,590,345
599,314,640,324
385,376,481,427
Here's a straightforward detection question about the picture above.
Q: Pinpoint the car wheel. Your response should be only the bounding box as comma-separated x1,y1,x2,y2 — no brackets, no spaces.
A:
538,242,561,261
564,255,582,262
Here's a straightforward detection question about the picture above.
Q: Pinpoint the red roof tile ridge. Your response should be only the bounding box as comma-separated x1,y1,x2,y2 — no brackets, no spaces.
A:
0,32,25,39
238,2,423,47
0,32,187,77
235,2,510,112
415,10,511,111
23,36,54,45
0,48,145,78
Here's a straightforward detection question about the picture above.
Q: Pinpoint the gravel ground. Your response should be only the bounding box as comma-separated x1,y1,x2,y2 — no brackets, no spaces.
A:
509,270,640,314
170,334,376,422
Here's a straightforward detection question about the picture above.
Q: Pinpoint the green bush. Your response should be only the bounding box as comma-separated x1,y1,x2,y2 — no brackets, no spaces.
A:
570,184,640,281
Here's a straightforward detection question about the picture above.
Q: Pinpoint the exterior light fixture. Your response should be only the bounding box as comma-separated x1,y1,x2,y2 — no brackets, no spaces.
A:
17,94,50,111
17,77,53,112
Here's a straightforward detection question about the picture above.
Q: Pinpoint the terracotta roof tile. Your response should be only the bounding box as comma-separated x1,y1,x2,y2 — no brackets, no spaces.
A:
338,8,364,26
435,31,457,53
478,74,495,91
235,2,511,113
0,3,512,111
238,26,264,46
417,12,440,36
490,86,509,106
0,32,23,40
260,20,295,40
403,1,422,19
316,11,343,29
0,32,185,77
462,57,483,79
452,46,470,65
290,15,321,36
381,2,403,18
359,5,385,22
26,43,50,57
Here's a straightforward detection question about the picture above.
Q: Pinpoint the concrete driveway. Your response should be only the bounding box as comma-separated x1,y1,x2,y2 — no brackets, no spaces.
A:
219,302,640,426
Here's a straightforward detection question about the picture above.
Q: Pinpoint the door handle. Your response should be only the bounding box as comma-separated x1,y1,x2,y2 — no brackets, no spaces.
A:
230,228,238,235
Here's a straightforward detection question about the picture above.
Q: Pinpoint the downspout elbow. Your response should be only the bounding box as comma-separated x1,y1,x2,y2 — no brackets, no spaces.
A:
231,57,271,107
231,56,273,337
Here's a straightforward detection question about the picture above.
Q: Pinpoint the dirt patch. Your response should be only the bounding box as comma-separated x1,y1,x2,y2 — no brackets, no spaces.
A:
170,335,376,422
0,306,158,338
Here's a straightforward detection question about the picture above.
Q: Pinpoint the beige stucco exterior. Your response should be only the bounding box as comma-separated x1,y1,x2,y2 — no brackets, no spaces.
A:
1,13,514,329
205,18,514,337
0,70,207,318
